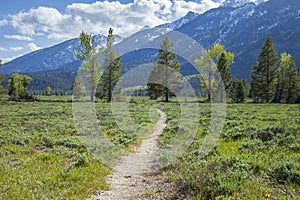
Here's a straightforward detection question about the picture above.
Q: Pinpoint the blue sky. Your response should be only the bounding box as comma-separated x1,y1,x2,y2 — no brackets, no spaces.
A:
0,0,221,63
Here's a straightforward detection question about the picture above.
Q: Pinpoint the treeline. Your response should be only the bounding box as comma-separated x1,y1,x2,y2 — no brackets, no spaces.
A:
28,70,77,95
250,36,300,103
0,73,34,101
1,34,299,103
0,70,77,95
146,35,299,103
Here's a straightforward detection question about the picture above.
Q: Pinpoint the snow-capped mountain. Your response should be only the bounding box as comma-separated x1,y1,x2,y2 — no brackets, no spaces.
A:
0,12,193,74
221,0,268,7
177,0,300,78
0,34,123,74
158,11,199,30
0,0,299,81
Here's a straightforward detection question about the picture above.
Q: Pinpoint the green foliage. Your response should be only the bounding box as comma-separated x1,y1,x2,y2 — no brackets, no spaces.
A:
0,97,160,199
75,31,94,60
27,70,77,94
8,73,33,100
72,74,86,99
99,28,122,102
0,74,5,97
274,52,299,103
268,159,300,185
75,31,101,102
231,79,247,103
46,86,52,96
147,36,180,102
195,43,234,101
177,157,248,199
217,52,232,100
251,36,279,103
167,103,300,199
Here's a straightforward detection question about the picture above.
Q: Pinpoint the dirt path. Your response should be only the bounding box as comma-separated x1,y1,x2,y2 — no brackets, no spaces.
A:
88,109,169,200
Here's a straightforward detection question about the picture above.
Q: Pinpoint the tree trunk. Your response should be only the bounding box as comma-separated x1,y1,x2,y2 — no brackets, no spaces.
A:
165,87,169,102
165,61,169,102
90,87,95,102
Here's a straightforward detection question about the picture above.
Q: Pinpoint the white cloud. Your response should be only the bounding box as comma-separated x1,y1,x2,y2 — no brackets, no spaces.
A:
4,0,219,40
4,34,33,41
0,47,8,51
26,43,41,51
0,19,8,26
1,55,22,64
10,47,24,52
0,43,40,53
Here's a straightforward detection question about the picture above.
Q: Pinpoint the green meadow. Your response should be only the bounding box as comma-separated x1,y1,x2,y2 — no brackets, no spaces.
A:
0,97,299,199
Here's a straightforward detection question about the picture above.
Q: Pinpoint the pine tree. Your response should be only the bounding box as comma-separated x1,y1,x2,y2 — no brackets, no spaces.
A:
148,37,180,102
75,31,101,102
280,53,298,103
217,52,232,100
148,65,164,100
73,74,86,99
100,28,122,102
250,36,279,103
231,79,246,103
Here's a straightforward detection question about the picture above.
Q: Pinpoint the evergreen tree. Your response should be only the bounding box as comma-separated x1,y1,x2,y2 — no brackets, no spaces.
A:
73,74,86,99
250,36,279,103
75,31,101,102
280,53,298,103
148,66,164,100
148,36,180,102
217,52,232,100
100,28,122,102
231,79,246,103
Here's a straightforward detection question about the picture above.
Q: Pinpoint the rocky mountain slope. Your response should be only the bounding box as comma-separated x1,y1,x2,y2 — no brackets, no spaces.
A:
0,0,299,81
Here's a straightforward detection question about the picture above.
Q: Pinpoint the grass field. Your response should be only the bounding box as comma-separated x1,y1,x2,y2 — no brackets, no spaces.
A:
162,102,300,199
0,97,299,199
0,97,158,199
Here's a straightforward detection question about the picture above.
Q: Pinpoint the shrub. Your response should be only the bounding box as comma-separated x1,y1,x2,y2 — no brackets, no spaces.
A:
268,160,300,184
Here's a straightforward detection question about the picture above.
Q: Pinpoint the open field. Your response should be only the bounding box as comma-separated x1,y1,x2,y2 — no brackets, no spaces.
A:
162,102,300,199
0,97,158,199
0,97,299,199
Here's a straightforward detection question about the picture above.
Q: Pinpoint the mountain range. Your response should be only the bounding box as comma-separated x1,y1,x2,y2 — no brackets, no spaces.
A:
0,0,299,88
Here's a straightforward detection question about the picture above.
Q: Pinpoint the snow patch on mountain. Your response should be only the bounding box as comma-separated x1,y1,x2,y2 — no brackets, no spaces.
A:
158,11,199,30
221,0,268,8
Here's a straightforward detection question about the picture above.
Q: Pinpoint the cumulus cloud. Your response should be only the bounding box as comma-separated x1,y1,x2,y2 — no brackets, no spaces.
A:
27,43,41,51
4,34,33,41
0,43,40,53
4,0,219,40
10,47,24,52
0,19,8,26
